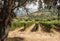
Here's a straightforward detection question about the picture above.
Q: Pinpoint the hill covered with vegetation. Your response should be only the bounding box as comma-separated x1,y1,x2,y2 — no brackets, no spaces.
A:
10,9,60,32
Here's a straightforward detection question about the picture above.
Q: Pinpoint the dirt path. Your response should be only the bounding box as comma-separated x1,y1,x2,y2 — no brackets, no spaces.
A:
8,26,60,41
37,25,42,32
25,24,35,32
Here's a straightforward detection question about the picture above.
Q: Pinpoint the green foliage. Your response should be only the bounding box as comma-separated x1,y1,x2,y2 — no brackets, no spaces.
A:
24,21,34,28
10,8,60,31
11,21,25,30
40,22,53,31
11,21,34,30
40,20,60,32
17,9,58,22
54,21,60,27
10,18,60,32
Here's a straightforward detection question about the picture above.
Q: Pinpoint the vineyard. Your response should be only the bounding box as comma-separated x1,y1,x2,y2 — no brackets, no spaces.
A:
7,20,60,41
0,0,60,41
10,20,60,32
7,11,60,41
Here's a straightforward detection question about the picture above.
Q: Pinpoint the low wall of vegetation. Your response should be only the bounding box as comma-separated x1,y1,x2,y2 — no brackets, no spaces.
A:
10,20,60,32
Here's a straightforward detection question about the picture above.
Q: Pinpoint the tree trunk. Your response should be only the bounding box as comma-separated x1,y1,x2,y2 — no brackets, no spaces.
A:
0,8,12,41
0,0,14,41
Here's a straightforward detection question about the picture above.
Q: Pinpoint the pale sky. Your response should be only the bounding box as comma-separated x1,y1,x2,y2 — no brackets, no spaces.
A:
14,1,39,16
14,0,48,16
25,1,39,13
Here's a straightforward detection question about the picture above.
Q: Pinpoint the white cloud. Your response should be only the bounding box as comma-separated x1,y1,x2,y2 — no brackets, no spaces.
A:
25,1,39,13
14,1,39,16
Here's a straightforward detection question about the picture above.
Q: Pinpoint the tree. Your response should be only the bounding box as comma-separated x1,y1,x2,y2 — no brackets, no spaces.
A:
0,0,37,41
0,0,16,41
44,0,60,20
0,0,27,41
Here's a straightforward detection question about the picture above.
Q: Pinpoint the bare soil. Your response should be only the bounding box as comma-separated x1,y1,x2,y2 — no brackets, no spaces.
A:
7,24,60,41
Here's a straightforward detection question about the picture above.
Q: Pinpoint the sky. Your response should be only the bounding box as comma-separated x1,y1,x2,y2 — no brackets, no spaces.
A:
26,1,39,13
14,1,39,16
14,7,26,16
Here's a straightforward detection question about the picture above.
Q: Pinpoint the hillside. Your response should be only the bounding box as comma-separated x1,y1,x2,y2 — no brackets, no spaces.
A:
16,10,58,22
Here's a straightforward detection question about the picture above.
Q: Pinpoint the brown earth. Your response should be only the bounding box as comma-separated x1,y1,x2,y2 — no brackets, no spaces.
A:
7,24,60,41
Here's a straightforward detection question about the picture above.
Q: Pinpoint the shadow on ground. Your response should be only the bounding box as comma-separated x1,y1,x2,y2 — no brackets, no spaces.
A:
7,37,24,41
